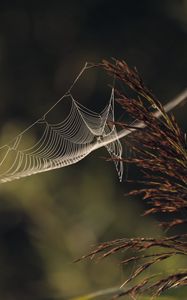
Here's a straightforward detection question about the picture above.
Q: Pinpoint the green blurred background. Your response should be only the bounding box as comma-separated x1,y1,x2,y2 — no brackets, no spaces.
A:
0,1,186,299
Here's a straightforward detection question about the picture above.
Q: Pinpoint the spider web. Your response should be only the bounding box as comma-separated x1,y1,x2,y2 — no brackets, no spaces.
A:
0,62,185,184
0,63,123,184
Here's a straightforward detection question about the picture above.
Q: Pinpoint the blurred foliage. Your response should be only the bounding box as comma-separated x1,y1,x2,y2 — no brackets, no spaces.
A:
0,1,186,299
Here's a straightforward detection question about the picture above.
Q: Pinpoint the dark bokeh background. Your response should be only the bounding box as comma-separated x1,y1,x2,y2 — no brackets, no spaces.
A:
0,1,186,299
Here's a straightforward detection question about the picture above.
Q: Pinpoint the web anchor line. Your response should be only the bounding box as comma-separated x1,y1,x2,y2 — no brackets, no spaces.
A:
0,62,186,184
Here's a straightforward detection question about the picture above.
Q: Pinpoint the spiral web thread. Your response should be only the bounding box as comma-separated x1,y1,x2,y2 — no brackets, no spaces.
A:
0,63,123,184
